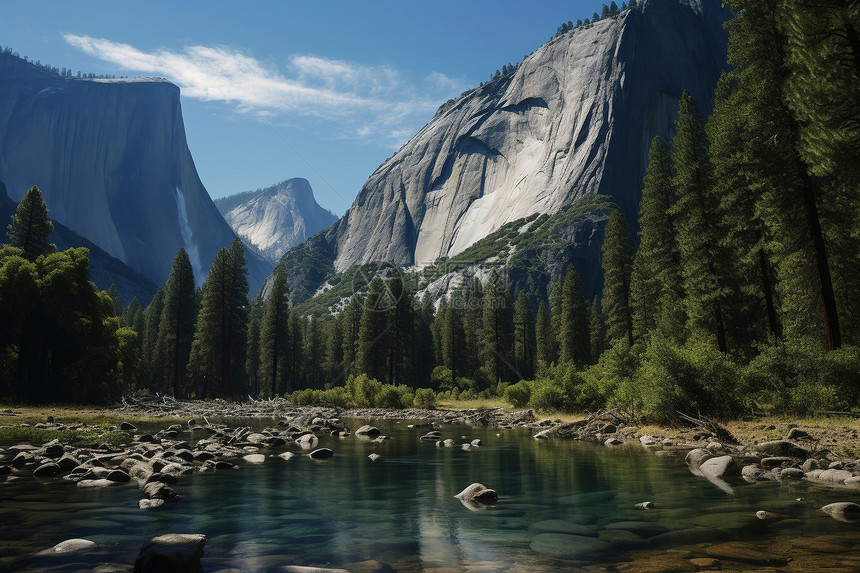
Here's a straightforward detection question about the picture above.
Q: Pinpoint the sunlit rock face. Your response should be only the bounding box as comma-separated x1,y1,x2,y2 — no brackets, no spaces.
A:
320,0,728,272
0,52,271,292
217,178,337,264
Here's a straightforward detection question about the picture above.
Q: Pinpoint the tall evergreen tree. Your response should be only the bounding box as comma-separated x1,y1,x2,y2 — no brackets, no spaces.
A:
589,296,606,363
513,292,535,380
7,186,54,261
303,316,322,389
259,264,290,396
385,273,413,385
412,293,436,387
187,240,248,399
558,265,590,365
323,316,345,384
357,277,388,381
671,91,730,352
481,271,514,383
601,210,634,346
631,137,685,341
535,300,556,366
463,277,485,380
155,249,196,397
341,295,362,378
441,289,466,379
140,287,165,389
246,313,262,396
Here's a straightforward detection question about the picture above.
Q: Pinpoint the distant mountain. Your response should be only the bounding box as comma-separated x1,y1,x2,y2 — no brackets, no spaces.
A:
275,0,730,306
0,51,272,295
0,180,158,305
215,178,337,264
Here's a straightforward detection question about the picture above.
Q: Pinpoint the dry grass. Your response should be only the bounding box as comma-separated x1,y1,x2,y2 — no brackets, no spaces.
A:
0,404,184,427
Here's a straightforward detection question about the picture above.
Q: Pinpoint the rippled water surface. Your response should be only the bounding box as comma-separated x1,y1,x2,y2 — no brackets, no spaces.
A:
3,419,860,571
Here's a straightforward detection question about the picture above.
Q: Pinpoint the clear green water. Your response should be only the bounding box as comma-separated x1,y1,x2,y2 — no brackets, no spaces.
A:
2,419,860,571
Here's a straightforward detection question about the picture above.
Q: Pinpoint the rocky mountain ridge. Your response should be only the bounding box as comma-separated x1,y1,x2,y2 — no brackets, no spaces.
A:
215,178,337,264
287,0,728,284
0,51,272,294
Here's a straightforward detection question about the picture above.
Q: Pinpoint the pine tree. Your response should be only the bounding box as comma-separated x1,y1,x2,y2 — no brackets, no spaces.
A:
513,292,535,380
341,295,362,377
303,316,322,389
357,277,388,381
385,273,413,385
589,296,606,363
259,264,290,396
558,265,590,365
7,186,55,261
323,316,345,384
481,271,514,384
442,289,466,379
187,240,248,399
412,293,436,387
671,91,730,352
463,277,484,380
535,300,556,366
155,249,197,397
601,210,634,346
548,281,563,361
246,313,262,396
107,284,122,316
140,287,165,389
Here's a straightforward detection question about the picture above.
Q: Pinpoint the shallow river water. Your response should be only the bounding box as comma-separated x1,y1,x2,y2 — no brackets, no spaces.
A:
3,418,860,571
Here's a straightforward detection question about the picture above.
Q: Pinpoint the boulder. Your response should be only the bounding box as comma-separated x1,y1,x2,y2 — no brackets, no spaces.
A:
634,501,654,509
106,469,132,482
120,422,138,431
309,448,334,460
56,454,80,472
761,456,795,469
77,478,119,488
368,453,382,462
777,467,804,480
786,428,811,440
278,452,296,461
821,502,860,522
295,434,318,450
419,431,441,440
684,448,712,476
454,483,498,509
605,437,623,446
143,481,178,500
139,499,165,510
33,462,62,477
36,538,98,556
134,533,205,573
243,454,266,464
355,425,380,438
699,455,740,480
757,440,810,458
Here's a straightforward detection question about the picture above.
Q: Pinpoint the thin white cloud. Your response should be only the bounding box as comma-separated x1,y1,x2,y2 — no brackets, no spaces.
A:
63,34,466,146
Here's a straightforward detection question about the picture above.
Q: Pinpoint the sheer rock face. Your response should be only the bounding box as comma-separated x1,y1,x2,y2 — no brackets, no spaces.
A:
0,53,270,292
219,179,337,263
323,0,729,272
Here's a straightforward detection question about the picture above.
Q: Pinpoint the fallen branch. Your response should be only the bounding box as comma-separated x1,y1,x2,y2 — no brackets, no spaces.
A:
677,411,738,444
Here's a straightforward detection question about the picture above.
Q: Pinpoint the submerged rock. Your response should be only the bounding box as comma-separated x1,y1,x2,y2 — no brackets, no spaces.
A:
530,533,611,559
134,533,205,573
821,502,860,522
454,482,498,511
355,425,380,438
309,448,334,460
37,538,98,556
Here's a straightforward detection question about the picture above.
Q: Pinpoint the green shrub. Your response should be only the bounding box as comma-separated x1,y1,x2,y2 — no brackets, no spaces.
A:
505,380,532,407
346,374,382,408
529,380,574,413
413,387,437,409
375,385,404,408
638,336,744,423
431,366,453,391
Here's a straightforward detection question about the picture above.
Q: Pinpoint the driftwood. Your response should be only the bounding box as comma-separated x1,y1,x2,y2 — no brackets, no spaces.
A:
677,411,738,444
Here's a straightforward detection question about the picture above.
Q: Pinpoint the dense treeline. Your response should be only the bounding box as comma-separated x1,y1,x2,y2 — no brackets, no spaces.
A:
1,1,857,417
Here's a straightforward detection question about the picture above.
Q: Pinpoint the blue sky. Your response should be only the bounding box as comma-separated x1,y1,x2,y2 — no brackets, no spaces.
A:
1,1,603,215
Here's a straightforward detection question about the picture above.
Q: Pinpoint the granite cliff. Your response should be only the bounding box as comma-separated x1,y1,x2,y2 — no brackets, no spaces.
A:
0,52,271,293
306,0,728,278
215,178,337,264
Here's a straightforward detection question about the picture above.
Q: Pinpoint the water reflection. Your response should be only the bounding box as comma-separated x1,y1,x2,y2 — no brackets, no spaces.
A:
3,419,860,571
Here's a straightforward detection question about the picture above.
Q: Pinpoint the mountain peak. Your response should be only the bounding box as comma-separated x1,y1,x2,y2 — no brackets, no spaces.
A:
216,179,337,263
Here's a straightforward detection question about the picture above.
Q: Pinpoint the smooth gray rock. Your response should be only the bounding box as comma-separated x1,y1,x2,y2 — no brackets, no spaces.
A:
454,483,498,509
757,440,810,458
699,455,739,480
368,453,382,462
36,538,98,556
217,179,337,263
295,434,318,450
355,425,380,438
283,0,730,303
134,533,205,573
33,462,62,477
264,566,349,573
685,448,712,476
0,52,271,293
139,499,165,510
308,448,334,460
243,454,266,464
822,502,860,522
120,422,138,431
